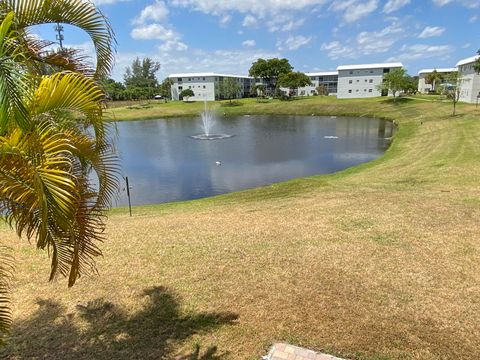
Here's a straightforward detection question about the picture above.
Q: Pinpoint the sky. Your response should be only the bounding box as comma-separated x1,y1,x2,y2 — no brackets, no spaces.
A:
32,0,480,82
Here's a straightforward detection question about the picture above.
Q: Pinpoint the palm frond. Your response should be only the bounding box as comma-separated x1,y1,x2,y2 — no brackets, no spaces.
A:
0,12,31,132
2,0,115,78
0,247,13,346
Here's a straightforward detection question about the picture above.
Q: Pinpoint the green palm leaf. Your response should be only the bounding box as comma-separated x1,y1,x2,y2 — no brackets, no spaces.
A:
2,0,115,78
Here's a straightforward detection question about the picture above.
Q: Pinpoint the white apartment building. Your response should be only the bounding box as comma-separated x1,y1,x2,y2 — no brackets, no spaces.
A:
278,71,338,97
336,62,403,99
417,68,457,93
303,71,338,96
169,73,255,101
456,55,480,104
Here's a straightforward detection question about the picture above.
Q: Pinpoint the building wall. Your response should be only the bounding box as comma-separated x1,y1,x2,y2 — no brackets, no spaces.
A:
418,74,431,93
170,76,216,101
298,75,338,96
418,72,455,94
458,63,480,103
337,67,399,99
170,75,255,101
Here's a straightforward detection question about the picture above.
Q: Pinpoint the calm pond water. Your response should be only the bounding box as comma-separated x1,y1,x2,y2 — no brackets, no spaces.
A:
114,115,394,207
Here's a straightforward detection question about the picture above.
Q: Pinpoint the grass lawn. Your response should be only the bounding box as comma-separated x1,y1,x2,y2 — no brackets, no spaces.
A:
2,96,480,359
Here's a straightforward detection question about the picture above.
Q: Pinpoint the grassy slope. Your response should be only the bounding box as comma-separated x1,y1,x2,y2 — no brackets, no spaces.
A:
2,96,480,360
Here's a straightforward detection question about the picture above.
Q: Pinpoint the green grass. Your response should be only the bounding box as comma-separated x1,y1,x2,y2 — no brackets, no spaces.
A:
2,96,480,360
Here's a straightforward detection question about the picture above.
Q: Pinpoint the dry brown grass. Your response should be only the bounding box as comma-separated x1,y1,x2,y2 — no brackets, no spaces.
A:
2,97,480,359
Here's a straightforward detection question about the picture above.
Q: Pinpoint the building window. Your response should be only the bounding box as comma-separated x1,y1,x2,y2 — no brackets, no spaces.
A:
356,89,359,92
188,78,191,81
356,80,359,83
369,79,373,83
349,80,352,84
178,78,182,82
365,79,367,82
364,89,367,92
349,71,353,74
178,86,183,90
369,89,372,92
348,90,352,93
203,85,206,89
369,70,373,73
203,77,205,80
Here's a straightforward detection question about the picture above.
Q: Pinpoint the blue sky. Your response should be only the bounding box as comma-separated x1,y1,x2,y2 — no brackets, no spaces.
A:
33,0,480,81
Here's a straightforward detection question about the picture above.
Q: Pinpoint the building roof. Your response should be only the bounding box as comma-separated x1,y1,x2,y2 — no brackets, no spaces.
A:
168,72,253,79
455,55,480,67
418,68,457,74
336,62,403,71
305,71,338,77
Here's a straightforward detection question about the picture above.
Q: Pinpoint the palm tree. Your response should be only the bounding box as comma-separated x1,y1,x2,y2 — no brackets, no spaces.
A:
425,70,442,93
0,0,118,342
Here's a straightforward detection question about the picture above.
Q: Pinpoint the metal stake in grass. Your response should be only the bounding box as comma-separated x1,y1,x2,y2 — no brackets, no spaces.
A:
125,176,132,217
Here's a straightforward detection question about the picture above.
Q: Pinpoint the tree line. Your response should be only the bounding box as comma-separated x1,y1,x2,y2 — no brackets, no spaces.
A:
103,57,172,101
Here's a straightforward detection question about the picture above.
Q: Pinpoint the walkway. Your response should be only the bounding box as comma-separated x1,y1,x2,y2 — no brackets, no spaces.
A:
264,343,345,360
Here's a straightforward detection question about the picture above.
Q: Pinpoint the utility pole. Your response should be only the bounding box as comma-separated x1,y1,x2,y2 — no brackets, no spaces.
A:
54,23,64,49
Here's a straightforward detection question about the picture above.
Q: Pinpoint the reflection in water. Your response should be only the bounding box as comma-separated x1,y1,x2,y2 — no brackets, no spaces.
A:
114,115,394,206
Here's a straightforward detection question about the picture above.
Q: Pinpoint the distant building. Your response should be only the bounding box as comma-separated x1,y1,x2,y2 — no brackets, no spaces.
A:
417,68,457,94
303,71,338,96
169,73,255,101
456,55,480,104
336,62,403,99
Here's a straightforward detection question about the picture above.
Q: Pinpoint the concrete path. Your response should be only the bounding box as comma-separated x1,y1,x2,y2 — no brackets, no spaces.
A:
264,343,345,360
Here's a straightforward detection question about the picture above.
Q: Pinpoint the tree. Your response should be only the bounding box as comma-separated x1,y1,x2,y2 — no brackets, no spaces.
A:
103,78,126,101
251,84,265,98
474,49,480,75
425,70,442,93
124,57,160,88
0,0,117,340
124,57,160,99
377,68,408,101
248,58,293,96
404,75,419,95
218,78,242,103
180,89,195,101
277,72,312,98
442,71,462,116
316,84,328,96
158,78,173,102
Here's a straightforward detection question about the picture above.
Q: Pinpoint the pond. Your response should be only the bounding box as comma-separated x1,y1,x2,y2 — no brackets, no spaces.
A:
114,115,394,207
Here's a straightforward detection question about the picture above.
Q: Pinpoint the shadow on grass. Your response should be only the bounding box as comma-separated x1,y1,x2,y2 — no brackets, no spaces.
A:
2,286,237,359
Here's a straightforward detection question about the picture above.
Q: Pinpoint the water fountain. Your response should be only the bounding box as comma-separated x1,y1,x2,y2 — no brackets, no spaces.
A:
190,101,233,140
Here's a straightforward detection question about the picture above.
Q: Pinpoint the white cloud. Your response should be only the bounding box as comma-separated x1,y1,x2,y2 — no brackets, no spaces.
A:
133,1,169,24
329,0,379,22
357,22,404,54
242,15,258,27
131,23,179,41
383,0,410,13
462,43,471,49
320,41,356,59
469,15,478,22
170,0,329,17
418,26,445,38
321,20,404,59
111,47,281,82
266,15,305,32
242,39,256,47
277,35,312,51
432,0,480,7
219,14,232,26
158,40,188,52
387,44,453,62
